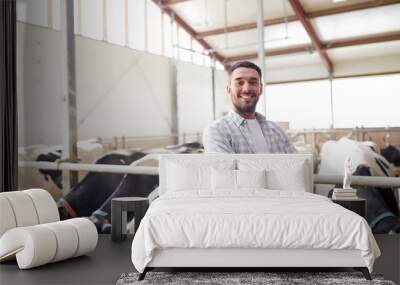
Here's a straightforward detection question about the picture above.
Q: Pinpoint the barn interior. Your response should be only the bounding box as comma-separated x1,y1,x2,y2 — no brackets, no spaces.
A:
1,0,400,284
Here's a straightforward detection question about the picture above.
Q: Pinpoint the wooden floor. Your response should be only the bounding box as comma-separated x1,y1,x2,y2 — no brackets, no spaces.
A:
0,234,398,285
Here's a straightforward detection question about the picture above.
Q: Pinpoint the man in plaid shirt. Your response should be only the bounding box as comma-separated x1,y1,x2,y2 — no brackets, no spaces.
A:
203,61,296,154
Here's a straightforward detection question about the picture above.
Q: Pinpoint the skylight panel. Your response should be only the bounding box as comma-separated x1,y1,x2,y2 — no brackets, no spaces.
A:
313,4,400,41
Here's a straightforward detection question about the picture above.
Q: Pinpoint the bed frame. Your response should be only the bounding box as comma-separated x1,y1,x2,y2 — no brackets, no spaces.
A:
139,248,371,280
138,154,372,281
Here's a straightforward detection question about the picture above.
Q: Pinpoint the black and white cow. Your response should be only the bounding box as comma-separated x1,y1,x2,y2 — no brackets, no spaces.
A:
58,151,147,218
329,165,400,234
58,143,203,230
89,173,159,232
381,145,400,167
320,138,400,233
166,141,203,153
319,137,395,177
36,150,62,189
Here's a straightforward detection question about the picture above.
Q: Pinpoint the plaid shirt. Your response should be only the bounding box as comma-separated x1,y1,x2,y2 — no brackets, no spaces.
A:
203,111,296,154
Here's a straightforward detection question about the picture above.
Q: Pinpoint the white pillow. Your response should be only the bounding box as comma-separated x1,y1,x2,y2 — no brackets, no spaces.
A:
211,168,236,190
165,159,235,192
238,158,308,191
266,165,306,191
236,169,267,189
167,162,209,191
211,169,267,190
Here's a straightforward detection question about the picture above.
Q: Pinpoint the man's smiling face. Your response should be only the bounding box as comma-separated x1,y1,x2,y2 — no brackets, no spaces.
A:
227,67,262,117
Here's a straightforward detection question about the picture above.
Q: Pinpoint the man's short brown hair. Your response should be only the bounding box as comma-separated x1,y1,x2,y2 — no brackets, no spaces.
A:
228,61,262,80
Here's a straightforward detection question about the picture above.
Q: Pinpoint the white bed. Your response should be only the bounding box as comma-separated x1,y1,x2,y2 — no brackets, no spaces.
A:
131,154,380,280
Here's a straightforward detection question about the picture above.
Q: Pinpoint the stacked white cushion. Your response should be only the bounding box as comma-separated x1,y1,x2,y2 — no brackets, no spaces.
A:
24,188,60,223
0,218,97,269
0,189,59,237
0,196,17,237
0,189,98,269
1,191,39,227
65,218,98,257
42,221,79,262
0,225,57,268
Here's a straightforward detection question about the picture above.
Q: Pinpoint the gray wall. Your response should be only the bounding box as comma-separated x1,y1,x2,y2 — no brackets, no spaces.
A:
17,22,63,146
17,22,229,147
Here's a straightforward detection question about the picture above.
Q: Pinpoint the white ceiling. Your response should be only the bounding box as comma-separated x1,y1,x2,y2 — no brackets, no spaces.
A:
265,51,322,68
327,40,400,61
206,21,311,57
172,0,295,32
300,0,373,12
169,0,400,81
312,4,400,41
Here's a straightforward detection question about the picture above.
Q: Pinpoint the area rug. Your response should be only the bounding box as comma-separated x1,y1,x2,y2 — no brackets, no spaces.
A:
116,271,395,285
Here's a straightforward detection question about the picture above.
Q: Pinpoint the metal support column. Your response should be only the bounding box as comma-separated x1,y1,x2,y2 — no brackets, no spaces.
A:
329,73,334,129
211,59,216,120
170,13,179,144
257,0,267,116
60,0,78,195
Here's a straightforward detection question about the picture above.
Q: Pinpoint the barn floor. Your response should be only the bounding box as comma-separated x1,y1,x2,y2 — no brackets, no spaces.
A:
0,234,398,285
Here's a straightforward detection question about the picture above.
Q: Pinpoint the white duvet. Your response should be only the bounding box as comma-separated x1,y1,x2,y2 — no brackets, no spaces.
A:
131,190,380,273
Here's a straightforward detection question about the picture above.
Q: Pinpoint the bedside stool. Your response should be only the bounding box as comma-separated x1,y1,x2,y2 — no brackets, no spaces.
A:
111,197,149,242
332,198,366,219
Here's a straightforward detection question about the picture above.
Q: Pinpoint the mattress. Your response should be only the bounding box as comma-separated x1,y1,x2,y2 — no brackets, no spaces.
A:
131,190,380,273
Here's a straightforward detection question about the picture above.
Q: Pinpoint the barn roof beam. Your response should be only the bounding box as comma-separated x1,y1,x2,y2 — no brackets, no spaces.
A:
160,0,189,5
326,32,400,49
224,32,400,63
197,0,400,39
152,0,228,69
225,45,312,62
198,16,297,39
288,0,333,73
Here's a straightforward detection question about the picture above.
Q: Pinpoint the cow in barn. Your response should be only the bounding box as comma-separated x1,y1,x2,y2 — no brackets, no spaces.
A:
329,165,400,234
17,146,64,200
44,142,203,232
89,173,159,233
58,151,147,219
362,141,380,154
89,142,204,232
18,140,103,201
319,137,395,178
319,138,399,233
381,144,400,167
36,150,62,189
166,141,204,153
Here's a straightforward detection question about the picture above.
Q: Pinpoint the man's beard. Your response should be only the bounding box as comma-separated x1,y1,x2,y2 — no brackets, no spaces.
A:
233,97,258,114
